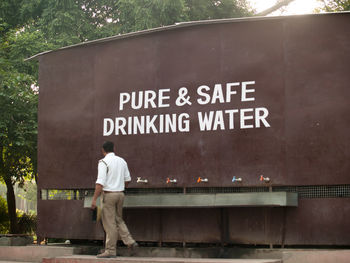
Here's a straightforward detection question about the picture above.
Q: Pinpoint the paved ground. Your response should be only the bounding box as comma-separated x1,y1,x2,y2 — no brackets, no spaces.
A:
2,245,350,263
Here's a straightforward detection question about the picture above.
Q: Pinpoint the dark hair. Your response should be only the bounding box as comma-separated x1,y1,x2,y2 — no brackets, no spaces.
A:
102,141,114,153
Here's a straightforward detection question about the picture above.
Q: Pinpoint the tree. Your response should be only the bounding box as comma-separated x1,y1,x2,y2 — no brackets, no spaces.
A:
37,0,118,47
115,0,187,33
185,0,252,21
317,0,350,11
256,0,295,16
0,1,48,233
0,69,38,233
115,0,253,33
0,28,40,231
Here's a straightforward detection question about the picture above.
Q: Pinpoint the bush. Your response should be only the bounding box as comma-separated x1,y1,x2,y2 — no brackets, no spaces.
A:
17,210,36,235
0,195,37,235
0,196,10,233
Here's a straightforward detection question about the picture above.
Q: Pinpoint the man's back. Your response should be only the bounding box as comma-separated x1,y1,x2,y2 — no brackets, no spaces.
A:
96,152,131,191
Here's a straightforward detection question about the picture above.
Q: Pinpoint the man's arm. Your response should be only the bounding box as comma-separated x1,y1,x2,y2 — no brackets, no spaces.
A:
91,183,103,209
92,160,107,209
124,161,131,188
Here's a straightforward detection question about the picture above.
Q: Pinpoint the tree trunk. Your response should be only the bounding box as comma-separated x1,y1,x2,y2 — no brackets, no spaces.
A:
256,0,296,16
4,178,18,234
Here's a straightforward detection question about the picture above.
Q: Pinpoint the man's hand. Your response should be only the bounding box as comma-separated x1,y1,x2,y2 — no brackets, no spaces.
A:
91,183,103,210
91,199,97,210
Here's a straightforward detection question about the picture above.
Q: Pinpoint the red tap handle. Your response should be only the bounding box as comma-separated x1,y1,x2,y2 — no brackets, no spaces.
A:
260,175,264,181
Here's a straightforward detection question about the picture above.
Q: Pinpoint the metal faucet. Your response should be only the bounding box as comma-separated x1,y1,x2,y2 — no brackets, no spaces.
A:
197,177,208,183
232,176,242,182
166,178,177,184
137,177,148,184
260,175,270,183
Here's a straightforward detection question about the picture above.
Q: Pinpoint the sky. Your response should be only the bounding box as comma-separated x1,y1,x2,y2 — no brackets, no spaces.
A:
250,0,324,16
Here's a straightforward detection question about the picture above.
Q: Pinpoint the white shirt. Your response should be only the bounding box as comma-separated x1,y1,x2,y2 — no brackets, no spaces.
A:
96,153,131,191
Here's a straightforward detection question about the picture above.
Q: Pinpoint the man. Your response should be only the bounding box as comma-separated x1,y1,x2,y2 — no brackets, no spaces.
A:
91,141,138,258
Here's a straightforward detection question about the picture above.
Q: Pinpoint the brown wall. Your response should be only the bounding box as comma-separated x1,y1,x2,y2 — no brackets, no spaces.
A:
37,13,350,245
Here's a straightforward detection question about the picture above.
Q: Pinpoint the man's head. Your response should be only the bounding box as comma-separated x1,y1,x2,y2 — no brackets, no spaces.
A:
102,141,114,155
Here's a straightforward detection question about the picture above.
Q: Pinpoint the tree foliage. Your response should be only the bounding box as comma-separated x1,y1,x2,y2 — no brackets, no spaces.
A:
318,0,350,11
112,0,253,33
0,57,38,232
116,0,187,33
1,0,44,233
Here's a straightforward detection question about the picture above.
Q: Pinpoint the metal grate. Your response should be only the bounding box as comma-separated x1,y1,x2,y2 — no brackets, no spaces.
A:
41,189,85,200
126,188,183,194
186,187,269,194
273,185,350,199
40,185,350,200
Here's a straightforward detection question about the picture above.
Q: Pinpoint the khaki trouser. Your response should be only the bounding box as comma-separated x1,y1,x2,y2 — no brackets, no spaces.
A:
101,192,135,255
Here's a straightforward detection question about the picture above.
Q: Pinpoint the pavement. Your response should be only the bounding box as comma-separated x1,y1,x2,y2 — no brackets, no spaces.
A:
2,245,350,263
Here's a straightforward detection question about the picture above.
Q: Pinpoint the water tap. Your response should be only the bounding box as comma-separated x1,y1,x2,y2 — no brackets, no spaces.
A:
232,176,242,183
137,177,148,184
166,178,177,184
197,177,208,183
259,175,270,183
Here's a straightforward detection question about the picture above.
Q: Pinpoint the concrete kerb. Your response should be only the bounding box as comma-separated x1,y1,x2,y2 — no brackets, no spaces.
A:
0,245,83,262
217,248,350,263
0,235,33,246
280,249,350,263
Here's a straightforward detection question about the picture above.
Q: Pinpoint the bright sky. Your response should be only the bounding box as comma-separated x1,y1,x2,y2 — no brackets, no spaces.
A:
250,0,324,16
